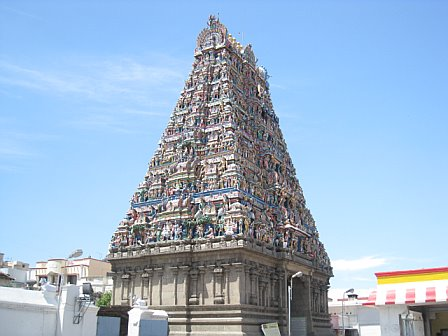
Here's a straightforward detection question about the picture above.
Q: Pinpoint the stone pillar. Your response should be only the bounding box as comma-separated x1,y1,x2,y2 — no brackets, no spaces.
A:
324,283,330,314
121,273,131,305
178,265,189,306
259,278,267,307
311,282,318,313
170,266,179,305
249,268,258,305
279,272,286,310
270,273,279,307
154,267,163,306
198,266,206,305
189,268,199,305
110,273,118,305
141,271,150,300
306,275,313,333
213,266,224,304
320,284,325,313
244,266,250,305
143,269,154,306
232,262,244,305
266,271,272,308
222,264,230,304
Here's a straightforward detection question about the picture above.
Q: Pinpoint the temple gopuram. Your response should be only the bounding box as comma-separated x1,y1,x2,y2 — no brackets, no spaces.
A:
107,16,332,336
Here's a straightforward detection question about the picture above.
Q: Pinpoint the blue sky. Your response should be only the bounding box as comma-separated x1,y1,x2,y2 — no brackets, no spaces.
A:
1,0,447,292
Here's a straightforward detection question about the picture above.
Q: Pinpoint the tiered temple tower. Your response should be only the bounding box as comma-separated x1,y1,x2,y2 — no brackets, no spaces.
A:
107,16,332,336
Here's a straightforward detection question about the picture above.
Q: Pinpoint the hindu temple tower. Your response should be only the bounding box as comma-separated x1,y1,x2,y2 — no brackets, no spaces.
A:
107,16,333,336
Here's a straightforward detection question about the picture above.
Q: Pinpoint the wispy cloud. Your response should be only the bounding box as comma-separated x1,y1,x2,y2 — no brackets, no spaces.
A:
0,132,47,158
0,56,187,135
0,130,55,171
123,108,166,117
70,114,135,134
269,82,288,90
329,287,374,299
1,130,57,142
103,59,182,84
0,141,36,172
0,57,185,107
0,145,34,158
351,276,375,282
0,5,43,21
332,256,388,271
0,61,104,97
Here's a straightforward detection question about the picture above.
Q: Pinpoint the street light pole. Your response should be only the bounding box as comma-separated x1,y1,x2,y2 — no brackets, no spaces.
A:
288,271,303,336
341,288,354,336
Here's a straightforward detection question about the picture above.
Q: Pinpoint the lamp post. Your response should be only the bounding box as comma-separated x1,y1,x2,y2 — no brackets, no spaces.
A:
288,271,303,336
341,288,354,336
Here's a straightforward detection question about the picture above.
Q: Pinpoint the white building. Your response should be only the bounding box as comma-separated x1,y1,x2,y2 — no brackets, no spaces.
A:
328,290,380,336
363,267,448,336
30,257,112,293
0,252,30,287
330,267,448,336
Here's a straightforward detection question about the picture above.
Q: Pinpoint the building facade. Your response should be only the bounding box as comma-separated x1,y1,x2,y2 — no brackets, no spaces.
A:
328,292,380,336
364,267,448,336
0,252,30,288
107,16,332,336
31,257,112,293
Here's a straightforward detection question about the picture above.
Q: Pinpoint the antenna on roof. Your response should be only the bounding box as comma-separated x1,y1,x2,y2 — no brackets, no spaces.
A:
238,32,244,45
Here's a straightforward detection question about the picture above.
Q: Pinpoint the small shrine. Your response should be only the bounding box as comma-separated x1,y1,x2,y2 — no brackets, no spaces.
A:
107,16,332,336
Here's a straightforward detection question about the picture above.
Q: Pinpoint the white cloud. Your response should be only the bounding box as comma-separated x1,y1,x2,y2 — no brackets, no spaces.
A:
0,56,187,135
328,287,374,300
103,59,182,84
0,145,33,158
0,57,185,106
70,114,134,134
332,256,387,271
0,131,49,158
123,108,166,117
0,129,56,171
0,5,43,21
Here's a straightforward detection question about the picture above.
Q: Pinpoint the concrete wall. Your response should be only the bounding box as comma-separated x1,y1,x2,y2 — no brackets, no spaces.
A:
0,287,57,336
0,285,99,336
57,285,99,336
378,305,402,336
2,266,29,284
378,305,424,336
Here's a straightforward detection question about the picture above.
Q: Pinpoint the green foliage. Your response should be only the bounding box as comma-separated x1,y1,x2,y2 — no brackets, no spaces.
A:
197,215,211,225
131,224,145,234
96,291,112,307
185,219,195,228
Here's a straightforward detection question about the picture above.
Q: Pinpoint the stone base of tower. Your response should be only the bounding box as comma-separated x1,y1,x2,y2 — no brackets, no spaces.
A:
108,236,333,336
166,304,286,336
